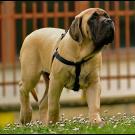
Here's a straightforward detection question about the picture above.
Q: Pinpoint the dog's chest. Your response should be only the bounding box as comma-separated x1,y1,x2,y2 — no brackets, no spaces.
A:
65,64,92,90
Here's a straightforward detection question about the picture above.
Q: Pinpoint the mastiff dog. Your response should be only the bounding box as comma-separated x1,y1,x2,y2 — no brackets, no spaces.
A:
19,8,115,125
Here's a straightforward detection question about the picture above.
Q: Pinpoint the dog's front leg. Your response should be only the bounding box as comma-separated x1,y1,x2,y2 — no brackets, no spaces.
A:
47,78,64,124
86,79,102,124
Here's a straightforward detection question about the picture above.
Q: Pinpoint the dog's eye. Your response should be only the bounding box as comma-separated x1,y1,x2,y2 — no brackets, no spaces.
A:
103,13,109,18
93,12,98,17
91,12,98,20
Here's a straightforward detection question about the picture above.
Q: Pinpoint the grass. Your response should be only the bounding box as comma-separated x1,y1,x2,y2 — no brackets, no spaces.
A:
1,113,135,134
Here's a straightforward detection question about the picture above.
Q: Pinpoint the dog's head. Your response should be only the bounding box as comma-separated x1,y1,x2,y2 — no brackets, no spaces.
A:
69,8,115,52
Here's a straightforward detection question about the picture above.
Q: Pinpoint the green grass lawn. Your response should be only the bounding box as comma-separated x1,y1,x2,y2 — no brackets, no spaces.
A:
0,113,135,134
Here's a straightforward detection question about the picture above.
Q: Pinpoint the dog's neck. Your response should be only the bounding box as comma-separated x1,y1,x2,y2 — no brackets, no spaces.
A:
58,31,95,63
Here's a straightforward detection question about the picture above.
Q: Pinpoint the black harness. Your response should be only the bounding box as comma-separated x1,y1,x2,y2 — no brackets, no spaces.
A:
52,32,93,91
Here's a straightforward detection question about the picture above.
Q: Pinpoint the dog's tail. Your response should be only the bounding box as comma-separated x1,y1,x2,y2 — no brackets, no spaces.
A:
31,88,38,102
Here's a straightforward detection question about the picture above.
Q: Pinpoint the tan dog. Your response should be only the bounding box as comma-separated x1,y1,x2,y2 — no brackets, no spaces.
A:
19,8,115,125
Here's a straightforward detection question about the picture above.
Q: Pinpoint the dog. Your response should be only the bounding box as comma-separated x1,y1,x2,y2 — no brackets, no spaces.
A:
19,8,115,125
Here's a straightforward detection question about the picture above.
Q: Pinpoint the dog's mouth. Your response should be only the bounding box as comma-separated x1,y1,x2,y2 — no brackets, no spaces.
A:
95,19,114,45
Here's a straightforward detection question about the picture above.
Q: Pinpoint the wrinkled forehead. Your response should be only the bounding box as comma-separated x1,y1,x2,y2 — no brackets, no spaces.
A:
75,8,108,19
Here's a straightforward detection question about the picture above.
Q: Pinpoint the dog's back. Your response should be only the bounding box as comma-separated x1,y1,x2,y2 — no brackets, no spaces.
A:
20,28,65,73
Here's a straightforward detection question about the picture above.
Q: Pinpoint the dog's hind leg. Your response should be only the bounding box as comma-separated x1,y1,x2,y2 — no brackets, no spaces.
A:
39,72,49,124
19,60,41,124
19,75,40,124
19,81,33,124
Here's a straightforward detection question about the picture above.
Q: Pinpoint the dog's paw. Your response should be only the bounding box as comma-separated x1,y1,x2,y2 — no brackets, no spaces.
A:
90,119,105,127
20,107,32,124
89,113,103,125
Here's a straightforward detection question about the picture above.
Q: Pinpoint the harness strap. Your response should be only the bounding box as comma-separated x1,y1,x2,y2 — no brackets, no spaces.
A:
53,50,91,91
73,64,81,91
53,50,76,66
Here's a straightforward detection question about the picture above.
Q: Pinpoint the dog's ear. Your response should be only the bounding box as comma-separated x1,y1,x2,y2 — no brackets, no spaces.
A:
69,17,83,44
